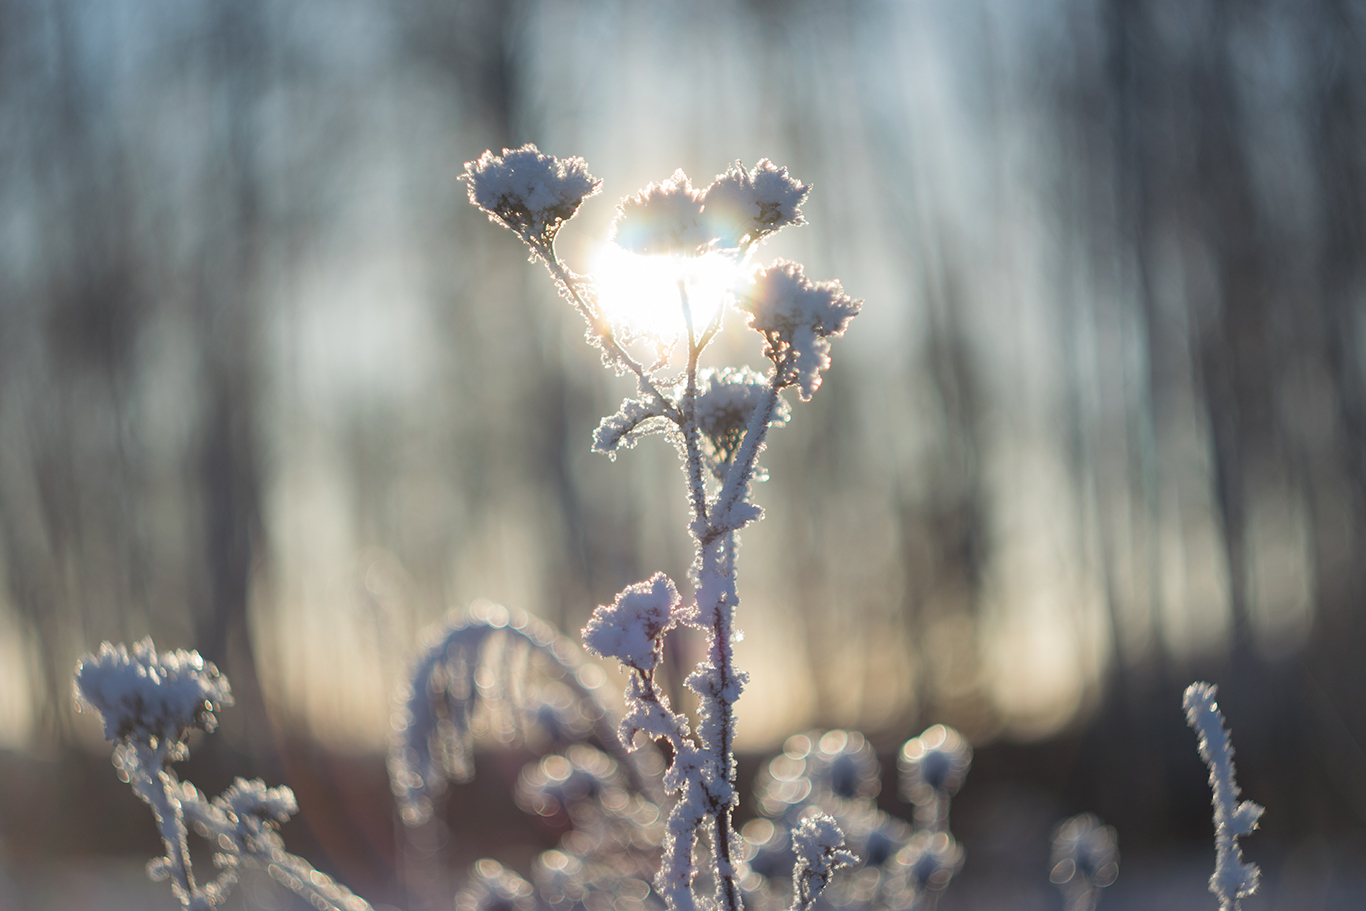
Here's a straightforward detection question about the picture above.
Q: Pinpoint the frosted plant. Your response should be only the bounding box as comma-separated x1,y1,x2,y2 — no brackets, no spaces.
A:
789,813,857,911
1049,813,1119,911
1184,682,1263,911
451,145,861,911
741,725,969,911
73,640,372,910
898,724,971,834
389,601,645,827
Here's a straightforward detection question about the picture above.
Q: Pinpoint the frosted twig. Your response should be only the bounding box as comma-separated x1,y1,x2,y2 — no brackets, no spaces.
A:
1184,682,1262,911
467,145,859,911
74,640,373,911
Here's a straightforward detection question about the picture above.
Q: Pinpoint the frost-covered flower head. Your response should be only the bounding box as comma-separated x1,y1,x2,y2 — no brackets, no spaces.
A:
693,367,792,479
898,724,972,807
897,831,963,893
763,730,880,805
1050,813,1119,892
611,169,710,256
456,859,538,911
702,159,810,248
517,744,625,818
791,812,858,911
739,261,862,401
464,144,601,247
213,778,300,857
74,639,233,755
581,571,684,672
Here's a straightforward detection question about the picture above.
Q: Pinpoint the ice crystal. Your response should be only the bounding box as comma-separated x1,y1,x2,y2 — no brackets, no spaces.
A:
74,639,232,756
1184,682,1262,911
739,261,862,401
464,145,601,248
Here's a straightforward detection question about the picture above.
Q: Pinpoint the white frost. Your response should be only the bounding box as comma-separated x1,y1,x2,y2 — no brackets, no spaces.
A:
1184,682,1262,911
739,261,862,401
463,144,601,246
582,572,683,672
702,159,810,248
612,169,710,256
74,639,232,752
790,812,857,911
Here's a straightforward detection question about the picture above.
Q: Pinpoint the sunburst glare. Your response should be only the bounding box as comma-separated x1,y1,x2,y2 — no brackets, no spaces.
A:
591,244,750,344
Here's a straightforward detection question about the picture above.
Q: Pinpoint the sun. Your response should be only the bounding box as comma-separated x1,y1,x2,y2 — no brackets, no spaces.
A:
590,244,750,344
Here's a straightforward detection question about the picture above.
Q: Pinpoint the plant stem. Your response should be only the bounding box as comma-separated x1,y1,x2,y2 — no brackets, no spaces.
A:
541,247,680,422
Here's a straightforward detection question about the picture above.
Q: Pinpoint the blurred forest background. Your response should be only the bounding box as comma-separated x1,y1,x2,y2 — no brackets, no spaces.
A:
2,0,1365,907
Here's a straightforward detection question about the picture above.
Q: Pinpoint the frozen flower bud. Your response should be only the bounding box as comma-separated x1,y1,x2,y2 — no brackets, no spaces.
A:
582,572,683,672
1050,813,1119,890
611,169,710,256
693,367,790,479
464,144,601,247
702,159,810,247
739,261,861,401
74,639,233,753
811,729,880,800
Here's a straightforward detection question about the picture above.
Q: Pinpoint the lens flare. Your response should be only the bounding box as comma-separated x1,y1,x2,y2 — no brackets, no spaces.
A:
591,244,748,343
